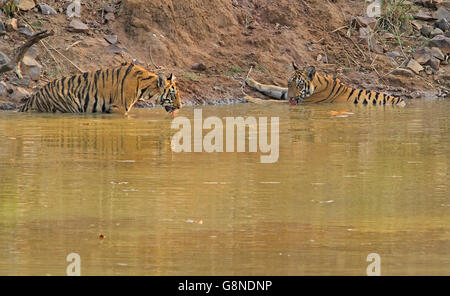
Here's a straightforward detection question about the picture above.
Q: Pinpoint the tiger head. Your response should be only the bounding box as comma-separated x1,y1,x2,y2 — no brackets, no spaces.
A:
158,73,182,113
138,69,182,113
287,62,317,105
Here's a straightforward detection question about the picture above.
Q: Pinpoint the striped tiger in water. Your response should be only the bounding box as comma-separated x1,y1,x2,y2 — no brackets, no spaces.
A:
246,62,406,107
19,63,182,114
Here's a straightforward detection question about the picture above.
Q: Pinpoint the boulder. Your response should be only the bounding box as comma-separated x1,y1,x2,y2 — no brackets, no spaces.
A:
435,18,449,31
191,62,207,71
38,3,57,15
434,7,450,21
406,59,424,74
16,0,35,11
68,19,89,32
429,35,450,48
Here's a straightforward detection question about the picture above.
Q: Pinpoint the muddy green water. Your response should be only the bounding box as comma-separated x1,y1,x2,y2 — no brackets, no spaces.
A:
0,100,449,275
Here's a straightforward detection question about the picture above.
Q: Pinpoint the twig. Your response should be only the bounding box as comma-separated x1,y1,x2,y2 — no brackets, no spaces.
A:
241,65,253,96
43,40,84,73
314,25,349,43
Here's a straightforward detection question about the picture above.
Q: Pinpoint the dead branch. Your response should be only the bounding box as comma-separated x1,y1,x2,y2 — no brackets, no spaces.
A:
0,30,54,77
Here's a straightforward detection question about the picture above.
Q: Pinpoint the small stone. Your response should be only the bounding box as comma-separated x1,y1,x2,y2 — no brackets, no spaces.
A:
68,19,89,32
355,16,377,28
0,102,17,111
435,18,450,31
392,68,414,77
431,27,444,37
434,7,450,21
104,5,115,13
414,11,437,21
0,21,5,34
429,47,445,60
424,65,433,75
191,62,207,71
104,34,118,44
16,0,36,11
10,76,31,87
10,87,31,103
411,20,423,30
385,51,402,58
429,35,450,49
104,12,115,21
22,56,40,67
106,44,123,54
0,51,11,65
38,3,57,15
446,31,450,38
6,18,18,31
27,66,41,81
383,32,395,39
426,56,440,70
421,25,434,37
407,59,424,74
18,27,33,36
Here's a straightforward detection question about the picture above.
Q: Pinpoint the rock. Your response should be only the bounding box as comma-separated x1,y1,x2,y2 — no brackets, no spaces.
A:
426,56,441,70
431,27,445,37
434,7,450,21
446,31,450,37
407,59,424,74
25,46,39,59
68,19,89,32
392,68,414,77
104,5,115,13
359,27,371,40
385,51,402,58
424,65,433,75
104,12,115,21
0,21,5,34
106,44,123,54
22,56,40,67
383,32,396,39
6,18,18,31
430,47,445,60
411,20,424,30
10,76,31,87
421,24,434,37
0,51,11,65
429,35,450,48
355,16,377,28
0,102,17,111
27,66,41,81
436,1,450,9
104,34,118,44
38,3,57,15
191,62,207,71
16,0,36,11
414,11,437,21
18,26,33,36
0,81,9,96
435,18,450,31
10,87,31,103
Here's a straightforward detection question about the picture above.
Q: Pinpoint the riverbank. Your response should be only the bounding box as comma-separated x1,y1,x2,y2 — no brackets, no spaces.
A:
0,0,449,110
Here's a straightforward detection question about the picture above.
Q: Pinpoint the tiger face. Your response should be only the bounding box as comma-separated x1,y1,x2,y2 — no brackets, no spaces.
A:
287,63,316,105
157,73,182,113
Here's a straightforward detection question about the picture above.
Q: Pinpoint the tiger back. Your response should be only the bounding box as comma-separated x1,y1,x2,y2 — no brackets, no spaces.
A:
19,63,182,114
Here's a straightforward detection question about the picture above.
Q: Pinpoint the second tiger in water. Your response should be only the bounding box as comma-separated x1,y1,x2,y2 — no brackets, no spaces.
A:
246,62,406,107
19,63,182,114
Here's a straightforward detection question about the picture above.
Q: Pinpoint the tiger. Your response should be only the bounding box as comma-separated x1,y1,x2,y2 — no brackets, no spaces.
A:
246,62,406,107
19,63,182,114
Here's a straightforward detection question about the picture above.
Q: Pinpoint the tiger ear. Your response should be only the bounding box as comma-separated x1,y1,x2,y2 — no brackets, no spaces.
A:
306,66,316,80
157,74,166,88
291,61,299,71
167,73,176,82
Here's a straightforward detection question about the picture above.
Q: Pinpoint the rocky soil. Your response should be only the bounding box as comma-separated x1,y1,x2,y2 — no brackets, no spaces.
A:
0,0,449,110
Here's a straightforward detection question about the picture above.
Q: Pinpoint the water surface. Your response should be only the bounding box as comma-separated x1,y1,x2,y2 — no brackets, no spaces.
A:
0,100,449,275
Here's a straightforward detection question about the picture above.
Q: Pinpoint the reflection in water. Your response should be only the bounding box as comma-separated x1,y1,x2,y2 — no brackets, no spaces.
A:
0,101,449,275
